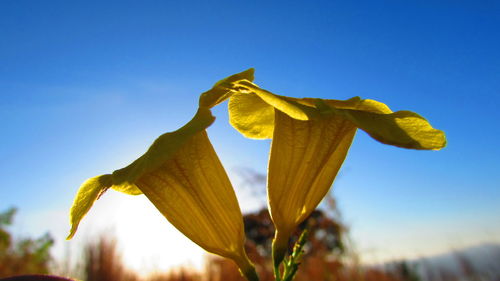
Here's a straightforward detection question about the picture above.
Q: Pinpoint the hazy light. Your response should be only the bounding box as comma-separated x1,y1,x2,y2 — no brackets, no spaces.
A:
113,194,205,273
63,191,206,275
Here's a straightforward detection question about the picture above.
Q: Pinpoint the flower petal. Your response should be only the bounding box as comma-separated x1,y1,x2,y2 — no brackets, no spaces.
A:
135,130,254,271
67,174,112,239
68,106,257,279
236,81,318,120
111,183,142,195
268,110,356,265
111,107,215,186
268,110,356,232
354,99,392,114
199,68,255,108
332,107,446,150
228,92,275,139
311,97,392,114
68,71,262,280
229,80,445,150
68,108,215,240
228,81,319,139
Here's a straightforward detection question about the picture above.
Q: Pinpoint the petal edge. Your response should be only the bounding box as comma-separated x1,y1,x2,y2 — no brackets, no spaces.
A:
340,109,446,150
67,174,112,239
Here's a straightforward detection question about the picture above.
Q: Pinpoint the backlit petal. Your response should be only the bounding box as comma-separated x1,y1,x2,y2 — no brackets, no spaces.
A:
67,174,112,239
228,92,275,139
228,81,319,139
199,68,255,108
135,130,254,272
111,182,142,195
111,107,215,185
68,105,258,279
334,108,446,150
226,81,446,269
268,110,356,263
68,108,214,239
235,81,318,120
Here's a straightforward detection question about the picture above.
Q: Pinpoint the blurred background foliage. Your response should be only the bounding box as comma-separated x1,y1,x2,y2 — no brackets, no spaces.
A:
0,208,54,278
1,205,499,281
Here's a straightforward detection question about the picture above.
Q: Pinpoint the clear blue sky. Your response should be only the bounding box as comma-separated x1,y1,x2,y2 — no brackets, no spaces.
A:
1,0,499,266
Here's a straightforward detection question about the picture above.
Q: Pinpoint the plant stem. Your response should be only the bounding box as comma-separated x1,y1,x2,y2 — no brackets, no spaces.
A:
274,263,282,281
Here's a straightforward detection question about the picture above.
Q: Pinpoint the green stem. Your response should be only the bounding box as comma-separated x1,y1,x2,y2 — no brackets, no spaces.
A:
272,230,290,270
280,229,308,281
274,263,282,281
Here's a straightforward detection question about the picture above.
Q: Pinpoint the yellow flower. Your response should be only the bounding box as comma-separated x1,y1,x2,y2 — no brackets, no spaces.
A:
227,80,446,266
67,70,258,281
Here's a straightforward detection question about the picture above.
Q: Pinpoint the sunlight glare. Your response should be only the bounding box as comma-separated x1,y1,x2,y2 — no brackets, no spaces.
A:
105,192,205,274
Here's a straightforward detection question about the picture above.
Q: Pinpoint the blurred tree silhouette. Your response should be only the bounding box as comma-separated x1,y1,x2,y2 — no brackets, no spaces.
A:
202,206,347,281
236,168,346,259
243,208,345,259
84,237,138,281
0,208,54,278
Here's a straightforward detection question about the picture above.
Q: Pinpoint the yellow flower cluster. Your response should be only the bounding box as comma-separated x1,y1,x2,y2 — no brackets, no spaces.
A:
68,69,446,281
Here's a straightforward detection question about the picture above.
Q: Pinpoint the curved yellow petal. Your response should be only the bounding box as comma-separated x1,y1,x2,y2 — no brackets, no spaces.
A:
235,81,318,121
300,96,361,109
68,105,257,279
333,108,446,150
110,182,142,195
111,107,215,185
229,80,445,151
199,68,255,108
226,81,446,270
267,110,357,265
355,99,392,114
67,174,112,239
85,69,259,197
68,108,214,237
321,98,392,114
228,92,275,139
68,108,215,239
135,130,255,277
228,82,319,139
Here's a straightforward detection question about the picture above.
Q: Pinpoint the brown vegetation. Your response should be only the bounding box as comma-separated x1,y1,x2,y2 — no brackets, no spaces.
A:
0,208,54,278
2,207,499,281
69,208,500,281
68,235,500,281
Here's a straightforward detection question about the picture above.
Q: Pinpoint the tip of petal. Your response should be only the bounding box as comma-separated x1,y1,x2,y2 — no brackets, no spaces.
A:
339,109,447,150
199,68,256,108
428,130,447,150
66,226,77,240
68,174,113,240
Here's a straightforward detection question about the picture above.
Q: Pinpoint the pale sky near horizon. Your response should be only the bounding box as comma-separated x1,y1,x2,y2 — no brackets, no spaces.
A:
1,0,499,273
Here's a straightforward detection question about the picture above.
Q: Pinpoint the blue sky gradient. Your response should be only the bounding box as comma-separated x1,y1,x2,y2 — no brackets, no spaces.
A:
1,0,499,267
